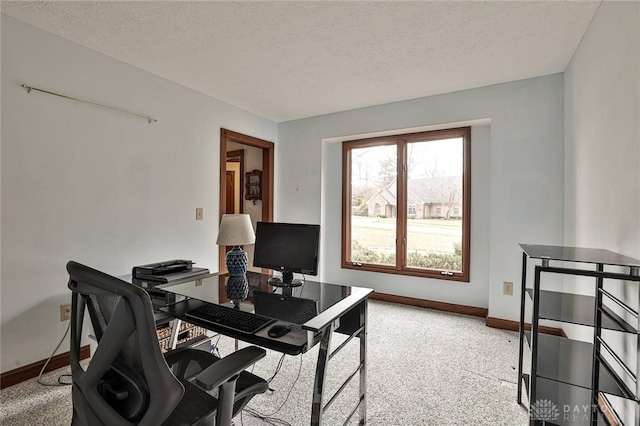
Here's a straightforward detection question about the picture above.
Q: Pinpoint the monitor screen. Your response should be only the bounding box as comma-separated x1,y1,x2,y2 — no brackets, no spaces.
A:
253,222,320,283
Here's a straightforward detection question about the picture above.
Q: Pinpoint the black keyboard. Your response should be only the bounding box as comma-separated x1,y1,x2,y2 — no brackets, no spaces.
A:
185,303,274,334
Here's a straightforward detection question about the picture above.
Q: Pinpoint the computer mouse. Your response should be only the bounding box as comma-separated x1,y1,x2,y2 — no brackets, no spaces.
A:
267,324,291,338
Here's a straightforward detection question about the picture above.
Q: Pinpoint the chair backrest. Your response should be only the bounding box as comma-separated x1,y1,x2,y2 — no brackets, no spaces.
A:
67,261,184,425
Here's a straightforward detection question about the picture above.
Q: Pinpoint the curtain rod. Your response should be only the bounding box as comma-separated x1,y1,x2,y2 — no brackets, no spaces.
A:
20,83,157,124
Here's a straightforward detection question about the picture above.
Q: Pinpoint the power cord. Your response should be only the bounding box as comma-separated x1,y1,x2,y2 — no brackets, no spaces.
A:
247,353,303,423
237,409,294,426
211,334,222,358
266,353,286,384
242,408,292,426
37,320,73,386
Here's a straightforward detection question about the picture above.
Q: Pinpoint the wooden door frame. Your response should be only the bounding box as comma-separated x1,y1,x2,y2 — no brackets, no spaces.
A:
226,149,245,214
219,128,274,270
225,170,237,214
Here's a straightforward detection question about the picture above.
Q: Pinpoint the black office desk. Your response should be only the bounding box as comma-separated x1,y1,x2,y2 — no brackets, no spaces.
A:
152,271,374,426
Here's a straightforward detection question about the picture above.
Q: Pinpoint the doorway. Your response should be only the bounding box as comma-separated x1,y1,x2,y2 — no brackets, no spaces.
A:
219,129,274,271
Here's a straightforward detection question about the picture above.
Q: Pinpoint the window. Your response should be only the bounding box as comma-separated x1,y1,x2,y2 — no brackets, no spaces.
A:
342,127,470,281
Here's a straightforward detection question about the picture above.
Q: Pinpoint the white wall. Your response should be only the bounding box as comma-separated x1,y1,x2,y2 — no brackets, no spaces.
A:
0,15,277,373
277,75,565,320
564,1,639,261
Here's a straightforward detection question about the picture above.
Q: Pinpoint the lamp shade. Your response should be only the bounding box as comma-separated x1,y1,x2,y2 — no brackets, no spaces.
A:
216,214,255,246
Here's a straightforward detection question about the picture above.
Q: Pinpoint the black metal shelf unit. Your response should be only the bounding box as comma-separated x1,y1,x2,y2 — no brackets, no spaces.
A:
517,244,640,426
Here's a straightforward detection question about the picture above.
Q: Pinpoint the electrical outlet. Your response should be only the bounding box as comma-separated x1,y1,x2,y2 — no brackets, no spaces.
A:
196,208,203,220
60,303,72,321
503,281,514,296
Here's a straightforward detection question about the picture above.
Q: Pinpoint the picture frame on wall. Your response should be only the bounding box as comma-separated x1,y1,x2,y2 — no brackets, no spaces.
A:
245,169,262,202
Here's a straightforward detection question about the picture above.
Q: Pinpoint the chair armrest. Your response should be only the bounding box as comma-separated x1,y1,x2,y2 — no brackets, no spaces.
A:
195,346,266,391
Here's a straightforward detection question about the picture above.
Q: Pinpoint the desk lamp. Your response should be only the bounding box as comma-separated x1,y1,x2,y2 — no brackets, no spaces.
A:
216,214,255,307
216,214,255,275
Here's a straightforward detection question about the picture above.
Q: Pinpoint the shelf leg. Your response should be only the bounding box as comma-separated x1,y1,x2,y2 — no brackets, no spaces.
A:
529,265,542,425
636,267,640,426
517,251,528,405
590,263,604,426
359,301,368,425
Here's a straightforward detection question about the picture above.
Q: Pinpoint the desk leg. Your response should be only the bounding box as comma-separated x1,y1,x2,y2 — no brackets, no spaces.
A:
168,319,182,351
358,300,368,425
311,326,333,426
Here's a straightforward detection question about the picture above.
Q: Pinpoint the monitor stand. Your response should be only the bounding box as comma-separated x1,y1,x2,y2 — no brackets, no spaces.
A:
268,271,302,296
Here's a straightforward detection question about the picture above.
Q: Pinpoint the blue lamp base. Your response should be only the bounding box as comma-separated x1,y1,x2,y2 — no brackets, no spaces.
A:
226,275,248,308
225,246,249,309
226,246,249,276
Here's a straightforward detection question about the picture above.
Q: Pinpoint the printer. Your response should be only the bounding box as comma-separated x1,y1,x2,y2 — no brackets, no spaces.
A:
132,260,210,309
132,259,210,286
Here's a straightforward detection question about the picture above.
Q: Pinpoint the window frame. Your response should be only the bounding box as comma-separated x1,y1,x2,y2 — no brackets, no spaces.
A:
341,127,471,282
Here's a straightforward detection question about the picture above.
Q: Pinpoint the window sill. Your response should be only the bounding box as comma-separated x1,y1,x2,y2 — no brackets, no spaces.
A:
341,262,469,282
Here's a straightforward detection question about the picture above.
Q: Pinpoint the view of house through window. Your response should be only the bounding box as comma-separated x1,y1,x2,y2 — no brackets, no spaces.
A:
343,127,470,281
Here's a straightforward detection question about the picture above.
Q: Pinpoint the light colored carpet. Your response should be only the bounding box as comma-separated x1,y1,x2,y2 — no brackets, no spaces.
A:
1,300,529,425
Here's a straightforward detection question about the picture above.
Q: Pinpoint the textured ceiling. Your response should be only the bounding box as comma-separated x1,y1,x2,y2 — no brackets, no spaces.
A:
1,1,600,122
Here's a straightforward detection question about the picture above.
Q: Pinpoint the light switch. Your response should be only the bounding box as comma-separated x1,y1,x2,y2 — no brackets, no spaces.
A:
196,208,203,220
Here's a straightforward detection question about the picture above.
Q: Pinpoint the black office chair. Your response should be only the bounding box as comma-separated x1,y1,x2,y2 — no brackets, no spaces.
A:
66,260,268,425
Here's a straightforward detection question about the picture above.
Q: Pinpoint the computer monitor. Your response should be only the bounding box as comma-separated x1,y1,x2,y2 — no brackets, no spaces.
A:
253,222,320,286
